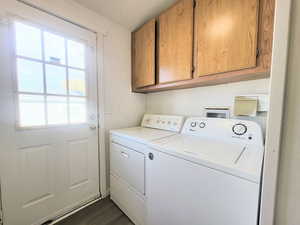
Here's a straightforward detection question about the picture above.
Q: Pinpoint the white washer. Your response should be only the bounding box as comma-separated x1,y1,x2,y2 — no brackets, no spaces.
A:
109,114,184,225
146,117,264,225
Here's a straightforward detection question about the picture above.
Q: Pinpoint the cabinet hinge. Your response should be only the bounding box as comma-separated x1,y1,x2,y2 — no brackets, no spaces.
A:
192,65,195,73
256,48,260,58
193,0,197,8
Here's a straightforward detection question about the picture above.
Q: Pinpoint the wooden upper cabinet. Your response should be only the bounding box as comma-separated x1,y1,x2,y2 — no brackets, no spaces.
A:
158,0,194,84
195,0,259,76
132,19,156,89
131,0,274,93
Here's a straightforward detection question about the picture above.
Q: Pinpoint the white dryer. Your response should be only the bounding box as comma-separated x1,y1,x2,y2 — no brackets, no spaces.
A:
146,117,264,225
109,114,184,225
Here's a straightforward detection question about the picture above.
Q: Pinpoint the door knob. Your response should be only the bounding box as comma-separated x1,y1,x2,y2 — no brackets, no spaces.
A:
89,124,97,130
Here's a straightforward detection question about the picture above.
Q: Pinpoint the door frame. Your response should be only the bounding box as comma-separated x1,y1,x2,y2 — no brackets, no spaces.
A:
260,0,292,225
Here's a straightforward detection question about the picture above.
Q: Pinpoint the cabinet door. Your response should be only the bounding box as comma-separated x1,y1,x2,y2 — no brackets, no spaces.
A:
195,0,259,76
158,0,194,84
132,19,156,88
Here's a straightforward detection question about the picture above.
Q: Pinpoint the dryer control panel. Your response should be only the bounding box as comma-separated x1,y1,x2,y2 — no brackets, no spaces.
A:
181,117,264,147
141,114,184,132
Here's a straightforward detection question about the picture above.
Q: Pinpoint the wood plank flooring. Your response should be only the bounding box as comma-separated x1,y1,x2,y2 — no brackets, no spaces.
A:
55,198,134,225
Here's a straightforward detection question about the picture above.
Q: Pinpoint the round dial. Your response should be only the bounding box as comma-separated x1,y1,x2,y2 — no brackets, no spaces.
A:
232,123,247,136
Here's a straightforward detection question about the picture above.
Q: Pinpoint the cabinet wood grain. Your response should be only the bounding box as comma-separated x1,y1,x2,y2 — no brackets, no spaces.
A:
132,0,275,93
256,0,275,71
132,19,156,89
158,0,194,84
195,0,259,76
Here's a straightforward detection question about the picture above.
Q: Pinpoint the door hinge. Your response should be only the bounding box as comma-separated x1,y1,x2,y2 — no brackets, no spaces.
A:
0,209,3,225
0,184,3,225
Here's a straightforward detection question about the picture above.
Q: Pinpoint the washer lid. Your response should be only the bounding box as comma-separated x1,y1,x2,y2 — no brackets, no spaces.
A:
110,127,177,144
149,135,264,183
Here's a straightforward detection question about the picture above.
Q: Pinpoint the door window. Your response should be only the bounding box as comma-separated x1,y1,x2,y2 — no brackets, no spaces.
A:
14,22,88,127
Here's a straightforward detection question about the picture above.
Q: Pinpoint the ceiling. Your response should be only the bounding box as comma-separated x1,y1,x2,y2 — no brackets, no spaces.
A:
73,0,178,30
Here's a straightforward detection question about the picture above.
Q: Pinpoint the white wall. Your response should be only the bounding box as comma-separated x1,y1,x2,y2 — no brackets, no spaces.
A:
275,0,300,224
146,78,270,133
1,0,146,193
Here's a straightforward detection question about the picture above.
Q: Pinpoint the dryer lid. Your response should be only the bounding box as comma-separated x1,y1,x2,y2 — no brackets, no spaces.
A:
110,127,177,144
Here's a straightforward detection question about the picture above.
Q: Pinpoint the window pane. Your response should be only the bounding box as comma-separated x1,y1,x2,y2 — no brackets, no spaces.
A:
44,32,66,64
68,69,86,96
17,58,44,93
46,64,67,95
47,96,68,125
69,97,86,123
67,40,85,69
19,94,45,127
15,22,42,60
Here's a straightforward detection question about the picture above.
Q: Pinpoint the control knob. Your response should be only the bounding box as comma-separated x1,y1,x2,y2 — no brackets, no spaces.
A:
232,123,247,136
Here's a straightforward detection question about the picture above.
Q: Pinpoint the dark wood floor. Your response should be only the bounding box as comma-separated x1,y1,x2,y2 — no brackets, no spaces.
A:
55,198,134,225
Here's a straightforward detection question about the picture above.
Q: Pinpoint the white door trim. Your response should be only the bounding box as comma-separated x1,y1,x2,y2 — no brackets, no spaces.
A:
260,0,292,225
96,34,108,197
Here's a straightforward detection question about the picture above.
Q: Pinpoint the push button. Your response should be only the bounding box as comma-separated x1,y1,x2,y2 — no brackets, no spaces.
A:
199,122,206,128
191,122,197,127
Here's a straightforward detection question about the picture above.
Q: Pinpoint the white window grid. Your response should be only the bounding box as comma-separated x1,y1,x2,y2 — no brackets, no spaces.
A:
12,21,88,128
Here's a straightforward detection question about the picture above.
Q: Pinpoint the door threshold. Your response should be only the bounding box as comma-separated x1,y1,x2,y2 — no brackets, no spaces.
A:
48,197,103,225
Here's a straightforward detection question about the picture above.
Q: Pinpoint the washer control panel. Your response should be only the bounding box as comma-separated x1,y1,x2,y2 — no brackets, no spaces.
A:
189,121,206,129
141,114,184,132
182,117,263,147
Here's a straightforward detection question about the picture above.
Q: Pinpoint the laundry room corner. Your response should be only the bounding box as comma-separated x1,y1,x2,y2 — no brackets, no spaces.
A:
1,0,298,224
145,78,270,135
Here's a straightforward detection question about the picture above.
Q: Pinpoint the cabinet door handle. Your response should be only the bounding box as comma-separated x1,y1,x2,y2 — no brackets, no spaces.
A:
121,151,129,158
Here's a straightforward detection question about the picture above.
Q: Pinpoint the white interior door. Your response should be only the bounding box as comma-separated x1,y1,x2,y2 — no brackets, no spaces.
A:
0,10,100,225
